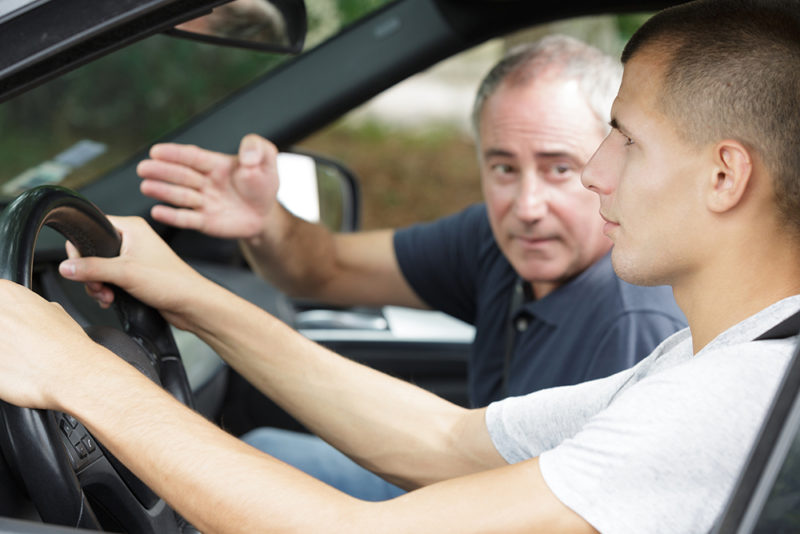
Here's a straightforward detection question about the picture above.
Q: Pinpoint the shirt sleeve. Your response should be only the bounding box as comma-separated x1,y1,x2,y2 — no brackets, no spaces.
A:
486,368,637,463
393,203,489,323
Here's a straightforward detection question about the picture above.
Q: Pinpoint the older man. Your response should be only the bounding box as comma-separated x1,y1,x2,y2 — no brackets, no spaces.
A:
134,35,684,500
138,35,684,403
0,0,798,531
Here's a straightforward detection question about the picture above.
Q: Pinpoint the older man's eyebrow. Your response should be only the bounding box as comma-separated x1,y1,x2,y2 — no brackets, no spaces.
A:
483,148,515,159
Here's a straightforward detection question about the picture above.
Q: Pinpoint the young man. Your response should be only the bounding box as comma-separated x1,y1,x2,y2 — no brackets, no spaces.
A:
0,0,796,531
136,37,685,500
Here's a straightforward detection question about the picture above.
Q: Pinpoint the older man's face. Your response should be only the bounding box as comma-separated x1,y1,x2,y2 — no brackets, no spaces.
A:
479,74,611,298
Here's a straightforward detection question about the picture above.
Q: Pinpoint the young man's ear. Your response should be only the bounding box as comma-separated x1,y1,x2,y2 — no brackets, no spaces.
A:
706,140,753,213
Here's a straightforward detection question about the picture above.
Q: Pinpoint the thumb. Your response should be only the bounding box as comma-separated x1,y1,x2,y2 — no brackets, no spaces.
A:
239,134,270,167
59,256,121,286
58,257,118,308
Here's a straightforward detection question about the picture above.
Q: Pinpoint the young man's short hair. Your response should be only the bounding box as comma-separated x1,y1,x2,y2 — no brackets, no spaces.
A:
623,0,800,232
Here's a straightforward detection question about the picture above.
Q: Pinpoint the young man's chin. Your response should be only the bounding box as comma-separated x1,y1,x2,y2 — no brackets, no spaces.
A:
609,250,665,288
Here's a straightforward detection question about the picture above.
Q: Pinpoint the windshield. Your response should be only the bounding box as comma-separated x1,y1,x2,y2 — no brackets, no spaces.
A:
0,0,392,199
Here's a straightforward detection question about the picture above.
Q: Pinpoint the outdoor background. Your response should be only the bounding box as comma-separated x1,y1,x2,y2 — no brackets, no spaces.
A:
0,1,649,231
297,11,649,229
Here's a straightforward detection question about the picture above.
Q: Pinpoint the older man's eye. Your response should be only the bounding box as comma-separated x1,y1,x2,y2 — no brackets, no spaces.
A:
491,163,514,174
489,163,518,180
545,163,577,181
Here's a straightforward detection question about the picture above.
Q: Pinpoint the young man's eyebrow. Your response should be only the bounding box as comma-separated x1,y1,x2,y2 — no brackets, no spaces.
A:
609,117,630,136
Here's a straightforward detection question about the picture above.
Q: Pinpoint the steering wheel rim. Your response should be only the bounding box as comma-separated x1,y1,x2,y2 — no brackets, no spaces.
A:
0,186,193,532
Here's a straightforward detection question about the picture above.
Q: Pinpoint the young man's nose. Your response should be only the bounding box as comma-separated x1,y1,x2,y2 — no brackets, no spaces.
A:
581,134,616,196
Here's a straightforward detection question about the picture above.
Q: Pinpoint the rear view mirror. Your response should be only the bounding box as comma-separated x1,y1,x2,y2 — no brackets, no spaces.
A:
169,0,306,54
276,152,360,232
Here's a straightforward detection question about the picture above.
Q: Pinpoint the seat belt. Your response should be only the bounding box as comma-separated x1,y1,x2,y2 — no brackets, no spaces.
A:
755,308,800,340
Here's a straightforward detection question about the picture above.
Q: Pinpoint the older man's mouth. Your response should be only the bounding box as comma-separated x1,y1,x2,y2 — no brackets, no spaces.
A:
514,235,558,248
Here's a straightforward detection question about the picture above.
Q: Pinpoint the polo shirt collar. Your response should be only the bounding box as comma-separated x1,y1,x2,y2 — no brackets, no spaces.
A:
514,252,614,328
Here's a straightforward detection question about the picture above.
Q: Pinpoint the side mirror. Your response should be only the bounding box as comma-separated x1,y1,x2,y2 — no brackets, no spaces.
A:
168,0,306,54
276,152,360,232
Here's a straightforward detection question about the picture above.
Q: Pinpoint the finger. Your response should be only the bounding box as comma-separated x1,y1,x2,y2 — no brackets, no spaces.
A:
150,205,206,231
140,179,205,209
85,281,104,293
149,143,225,174
84,284,114,309
137,159,206,189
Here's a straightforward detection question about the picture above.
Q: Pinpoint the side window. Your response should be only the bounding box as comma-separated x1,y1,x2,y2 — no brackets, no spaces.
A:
0,0,394,200
0,35,282,198
296,13,650,231
296,43,491,231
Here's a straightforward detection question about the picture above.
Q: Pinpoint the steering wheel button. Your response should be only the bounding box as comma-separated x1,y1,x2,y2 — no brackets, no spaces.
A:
59,419,73,438
65,414,79,428
74,442,88,458
81,435,96,453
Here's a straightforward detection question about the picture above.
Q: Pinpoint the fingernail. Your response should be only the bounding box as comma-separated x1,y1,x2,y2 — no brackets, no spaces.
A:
59,261,76,277
241,149,260,166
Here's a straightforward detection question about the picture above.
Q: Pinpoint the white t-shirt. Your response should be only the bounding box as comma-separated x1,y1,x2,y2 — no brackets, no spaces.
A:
486,295,800,534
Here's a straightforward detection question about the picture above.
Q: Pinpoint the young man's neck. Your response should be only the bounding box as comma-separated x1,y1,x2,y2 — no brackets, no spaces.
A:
676,240,800,354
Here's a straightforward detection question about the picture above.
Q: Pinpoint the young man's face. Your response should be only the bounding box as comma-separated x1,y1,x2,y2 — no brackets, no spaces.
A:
479,73,611,298
581,50,709,288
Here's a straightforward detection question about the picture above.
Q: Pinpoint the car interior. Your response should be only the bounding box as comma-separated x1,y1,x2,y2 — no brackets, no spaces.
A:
0,0,797,532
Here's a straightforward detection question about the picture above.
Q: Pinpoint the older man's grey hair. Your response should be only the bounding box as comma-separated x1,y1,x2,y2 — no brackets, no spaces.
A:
471,34,622,139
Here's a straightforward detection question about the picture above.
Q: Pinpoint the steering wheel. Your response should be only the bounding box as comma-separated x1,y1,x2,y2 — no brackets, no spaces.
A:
0,186,195,532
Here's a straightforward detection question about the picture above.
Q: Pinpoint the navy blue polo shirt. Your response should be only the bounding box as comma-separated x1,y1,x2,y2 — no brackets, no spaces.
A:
394,203,687,407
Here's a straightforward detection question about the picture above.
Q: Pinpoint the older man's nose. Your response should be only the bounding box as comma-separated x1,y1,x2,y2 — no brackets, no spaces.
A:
514,175,548,222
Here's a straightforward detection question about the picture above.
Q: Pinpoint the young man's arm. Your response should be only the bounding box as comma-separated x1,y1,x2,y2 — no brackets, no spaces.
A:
58,216,486,486
138,134,425,309
0,221,597,532
57,351,591,533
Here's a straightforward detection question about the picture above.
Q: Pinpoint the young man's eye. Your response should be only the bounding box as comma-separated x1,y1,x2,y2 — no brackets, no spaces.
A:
611,125,634,146
610,119,634,146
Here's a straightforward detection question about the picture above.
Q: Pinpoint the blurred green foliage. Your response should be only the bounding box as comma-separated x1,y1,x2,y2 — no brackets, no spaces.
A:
0,35,283,190
334,0,390,24
615,13,652,42
0,2,644,199
0,0,392,192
